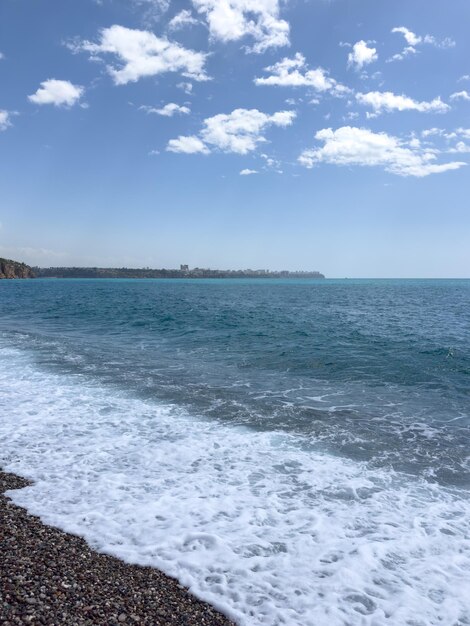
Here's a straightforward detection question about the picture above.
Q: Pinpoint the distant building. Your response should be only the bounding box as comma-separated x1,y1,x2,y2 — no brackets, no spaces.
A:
180,264,189,271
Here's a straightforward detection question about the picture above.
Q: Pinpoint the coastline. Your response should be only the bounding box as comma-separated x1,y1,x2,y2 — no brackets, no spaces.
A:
0,471,235,626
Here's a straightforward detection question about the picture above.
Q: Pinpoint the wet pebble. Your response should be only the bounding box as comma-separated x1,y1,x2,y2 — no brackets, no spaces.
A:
1,471,235,626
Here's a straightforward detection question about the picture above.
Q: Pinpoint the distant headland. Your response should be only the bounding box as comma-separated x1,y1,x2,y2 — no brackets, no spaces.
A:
35,266,325,279
0,258,325,280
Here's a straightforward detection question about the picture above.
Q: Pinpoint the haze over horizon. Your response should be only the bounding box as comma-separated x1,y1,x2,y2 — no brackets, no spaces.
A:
1,0,469,278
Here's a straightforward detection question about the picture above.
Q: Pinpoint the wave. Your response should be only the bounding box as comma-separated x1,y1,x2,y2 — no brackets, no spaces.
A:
1,343,470,625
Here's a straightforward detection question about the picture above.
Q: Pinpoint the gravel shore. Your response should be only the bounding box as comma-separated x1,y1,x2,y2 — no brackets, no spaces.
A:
1,471,235,626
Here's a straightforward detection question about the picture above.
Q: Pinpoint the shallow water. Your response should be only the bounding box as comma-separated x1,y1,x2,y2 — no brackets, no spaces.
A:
1,278,469,624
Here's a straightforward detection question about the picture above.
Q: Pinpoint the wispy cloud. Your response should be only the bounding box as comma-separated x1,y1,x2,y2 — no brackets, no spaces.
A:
389,26,455,62
0,245,67,263
177,81,193,95
421,127,470,155
132,0,170,24
168,10,200,31
356,91,449,115
254,53,349,96
450,90,470,102
140,102,191,116
0,109,13,131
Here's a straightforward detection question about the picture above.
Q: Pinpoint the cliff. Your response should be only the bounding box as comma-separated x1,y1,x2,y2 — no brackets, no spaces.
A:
0,257,36,279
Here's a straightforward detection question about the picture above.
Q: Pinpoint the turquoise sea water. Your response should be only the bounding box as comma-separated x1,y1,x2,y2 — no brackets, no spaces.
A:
1,278,469,625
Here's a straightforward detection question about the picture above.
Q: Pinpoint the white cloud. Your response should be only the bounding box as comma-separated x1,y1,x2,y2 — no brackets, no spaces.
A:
168,10,199,30
191,0,289,53
167,135,210,154
347,40,378,70
298,126,466,177
450,90,470,101
254,53,349,95
390,26,455,62
140,102,190,116
200,108,295,153
458,75,470,82
356,91,449,115
408,137,421,149
167,108,295,155
448,141,470,153
240,168,258,175
74,25,208,85
28,79,84,107
0,110,12,131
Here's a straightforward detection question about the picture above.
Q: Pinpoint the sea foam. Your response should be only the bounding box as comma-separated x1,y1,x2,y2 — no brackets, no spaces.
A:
1,343,470,625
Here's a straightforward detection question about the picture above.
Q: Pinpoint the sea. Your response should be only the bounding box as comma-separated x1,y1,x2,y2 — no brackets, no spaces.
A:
0,278,469,625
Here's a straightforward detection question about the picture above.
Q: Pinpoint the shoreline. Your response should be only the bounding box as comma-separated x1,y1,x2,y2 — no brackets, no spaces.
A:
0,470,235,626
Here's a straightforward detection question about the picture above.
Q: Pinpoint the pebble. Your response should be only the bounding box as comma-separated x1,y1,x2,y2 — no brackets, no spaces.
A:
0,471,235,626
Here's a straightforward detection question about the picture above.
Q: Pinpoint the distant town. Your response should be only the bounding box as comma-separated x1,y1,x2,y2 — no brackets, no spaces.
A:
35,265,325,279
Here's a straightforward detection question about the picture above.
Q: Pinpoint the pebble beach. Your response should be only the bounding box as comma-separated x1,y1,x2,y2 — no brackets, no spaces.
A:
0,471,234,626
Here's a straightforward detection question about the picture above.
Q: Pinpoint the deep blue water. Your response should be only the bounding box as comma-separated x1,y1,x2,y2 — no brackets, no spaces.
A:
2,278,470,624
1,278,469,486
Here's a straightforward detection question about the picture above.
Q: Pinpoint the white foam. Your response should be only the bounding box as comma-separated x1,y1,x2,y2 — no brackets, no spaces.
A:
1,344,470,625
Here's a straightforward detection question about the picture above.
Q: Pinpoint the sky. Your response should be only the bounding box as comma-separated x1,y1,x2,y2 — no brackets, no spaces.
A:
0,0,469,277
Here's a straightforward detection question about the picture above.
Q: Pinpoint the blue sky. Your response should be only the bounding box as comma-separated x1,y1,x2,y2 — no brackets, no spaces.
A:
1,0,469,277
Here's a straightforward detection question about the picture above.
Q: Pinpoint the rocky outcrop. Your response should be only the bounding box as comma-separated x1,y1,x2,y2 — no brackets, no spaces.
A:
0,257,36,279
